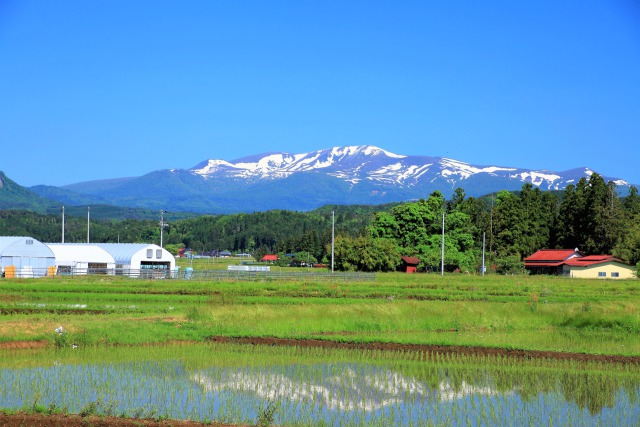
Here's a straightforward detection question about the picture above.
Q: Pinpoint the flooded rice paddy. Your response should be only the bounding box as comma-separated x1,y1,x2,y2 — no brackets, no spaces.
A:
0,343,638,426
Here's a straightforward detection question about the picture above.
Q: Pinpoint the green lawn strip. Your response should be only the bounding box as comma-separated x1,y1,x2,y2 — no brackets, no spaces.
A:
6,299,633,355
0,274,637,356
2,274,637,302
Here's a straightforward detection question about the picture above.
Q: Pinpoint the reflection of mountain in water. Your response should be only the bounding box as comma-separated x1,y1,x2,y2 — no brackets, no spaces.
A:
192,363,511,412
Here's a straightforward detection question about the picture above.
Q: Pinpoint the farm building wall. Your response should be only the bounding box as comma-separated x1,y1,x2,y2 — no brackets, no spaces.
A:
563,262,636,279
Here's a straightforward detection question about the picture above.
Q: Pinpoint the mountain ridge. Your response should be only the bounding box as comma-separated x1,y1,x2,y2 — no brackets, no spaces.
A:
16,145,636,213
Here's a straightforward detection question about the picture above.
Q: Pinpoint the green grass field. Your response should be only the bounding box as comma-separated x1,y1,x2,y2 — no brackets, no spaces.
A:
0,263,638,356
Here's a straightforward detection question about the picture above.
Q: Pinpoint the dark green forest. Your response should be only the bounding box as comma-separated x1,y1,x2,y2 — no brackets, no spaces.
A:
1,173,639,272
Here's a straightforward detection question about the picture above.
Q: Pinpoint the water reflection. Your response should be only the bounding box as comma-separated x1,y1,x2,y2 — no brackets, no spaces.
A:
192,364,515,412
193,365,428,412
0,357,638,426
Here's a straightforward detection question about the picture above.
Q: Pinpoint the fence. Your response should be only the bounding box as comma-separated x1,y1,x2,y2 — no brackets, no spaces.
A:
175,269,376,282
1,267,376,282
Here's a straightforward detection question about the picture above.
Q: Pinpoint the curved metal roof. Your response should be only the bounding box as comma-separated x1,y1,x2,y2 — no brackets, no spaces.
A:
0,236,24,252
0,236,55,258
46,244,115,264
93,243,158,264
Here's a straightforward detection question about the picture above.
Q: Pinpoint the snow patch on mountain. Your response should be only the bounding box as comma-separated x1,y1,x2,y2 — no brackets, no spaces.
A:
191,159,237,176
440,158,517,180
512,171,562,187
191,145,406,181
368,163,433,185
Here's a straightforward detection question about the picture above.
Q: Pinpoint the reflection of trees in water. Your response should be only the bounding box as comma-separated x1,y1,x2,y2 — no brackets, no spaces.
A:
560,371,633,415
395,362,639,415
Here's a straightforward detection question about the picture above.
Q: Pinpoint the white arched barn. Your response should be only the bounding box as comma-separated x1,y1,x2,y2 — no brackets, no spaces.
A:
0,236,55,277
46,244,116,275
94,243,175,274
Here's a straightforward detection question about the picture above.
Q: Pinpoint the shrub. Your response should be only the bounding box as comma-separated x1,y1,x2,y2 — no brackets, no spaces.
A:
495,255,527,275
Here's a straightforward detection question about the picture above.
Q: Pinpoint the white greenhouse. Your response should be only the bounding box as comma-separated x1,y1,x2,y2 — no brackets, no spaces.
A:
93,243,175,275
0,236,56,277
46,244,116,275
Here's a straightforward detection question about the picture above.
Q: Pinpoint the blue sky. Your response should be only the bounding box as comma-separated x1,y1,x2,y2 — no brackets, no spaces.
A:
1,1,639,187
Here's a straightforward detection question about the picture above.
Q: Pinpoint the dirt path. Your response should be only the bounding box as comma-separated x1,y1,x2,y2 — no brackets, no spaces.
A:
0,340,48,350
0,413,242,427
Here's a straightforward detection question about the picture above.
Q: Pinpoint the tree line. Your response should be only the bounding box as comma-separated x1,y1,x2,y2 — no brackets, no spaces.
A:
1,172,638,272
335,173,640,272
0,206,378,265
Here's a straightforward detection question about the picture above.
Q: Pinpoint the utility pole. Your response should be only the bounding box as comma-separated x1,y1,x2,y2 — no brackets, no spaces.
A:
331,210,335,273
61,206,65,243
87,207,90,243
482,232,486,277
441,211,445,276
160,210,165,248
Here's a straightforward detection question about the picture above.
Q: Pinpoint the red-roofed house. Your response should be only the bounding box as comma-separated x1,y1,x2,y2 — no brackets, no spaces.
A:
524,249,582,275
260,254,278,263
563,255,636,279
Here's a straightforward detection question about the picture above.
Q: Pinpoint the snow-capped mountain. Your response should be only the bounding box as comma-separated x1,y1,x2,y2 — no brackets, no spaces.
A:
190,146,407,184
41,145,632,213
188,145,628,192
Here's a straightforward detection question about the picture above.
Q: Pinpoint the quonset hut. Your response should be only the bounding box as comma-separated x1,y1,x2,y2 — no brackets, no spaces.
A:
93,243,175,274
46,244,116,275
0,236,56,277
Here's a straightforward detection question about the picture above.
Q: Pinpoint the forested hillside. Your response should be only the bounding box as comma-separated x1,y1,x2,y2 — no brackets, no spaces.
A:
1,173,638,272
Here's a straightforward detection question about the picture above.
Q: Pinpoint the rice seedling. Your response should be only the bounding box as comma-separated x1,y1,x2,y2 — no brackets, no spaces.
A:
0,342,637,426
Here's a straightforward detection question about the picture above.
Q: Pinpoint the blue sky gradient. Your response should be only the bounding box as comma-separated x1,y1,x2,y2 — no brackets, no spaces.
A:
1,1,639,187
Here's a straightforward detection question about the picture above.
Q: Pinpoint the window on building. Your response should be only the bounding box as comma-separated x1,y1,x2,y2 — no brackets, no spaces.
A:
146,249,153,258
156,249,162,259
88,262,108,275
598,272,606,277
611,272,620,278
26,239,33,245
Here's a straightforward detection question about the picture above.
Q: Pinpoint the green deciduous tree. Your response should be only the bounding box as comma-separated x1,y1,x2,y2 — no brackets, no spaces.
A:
332,235,401,272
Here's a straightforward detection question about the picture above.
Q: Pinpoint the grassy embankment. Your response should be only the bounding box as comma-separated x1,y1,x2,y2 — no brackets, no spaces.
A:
0,257,638,356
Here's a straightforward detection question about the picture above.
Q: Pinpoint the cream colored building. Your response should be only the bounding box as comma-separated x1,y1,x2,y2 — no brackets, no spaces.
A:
562,255,636,279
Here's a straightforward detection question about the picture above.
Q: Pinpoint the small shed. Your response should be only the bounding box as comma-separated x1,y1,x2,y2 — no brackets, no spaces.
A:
260,254,278,262
0,236,56,277
401,256,420,273
46,243,116,275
